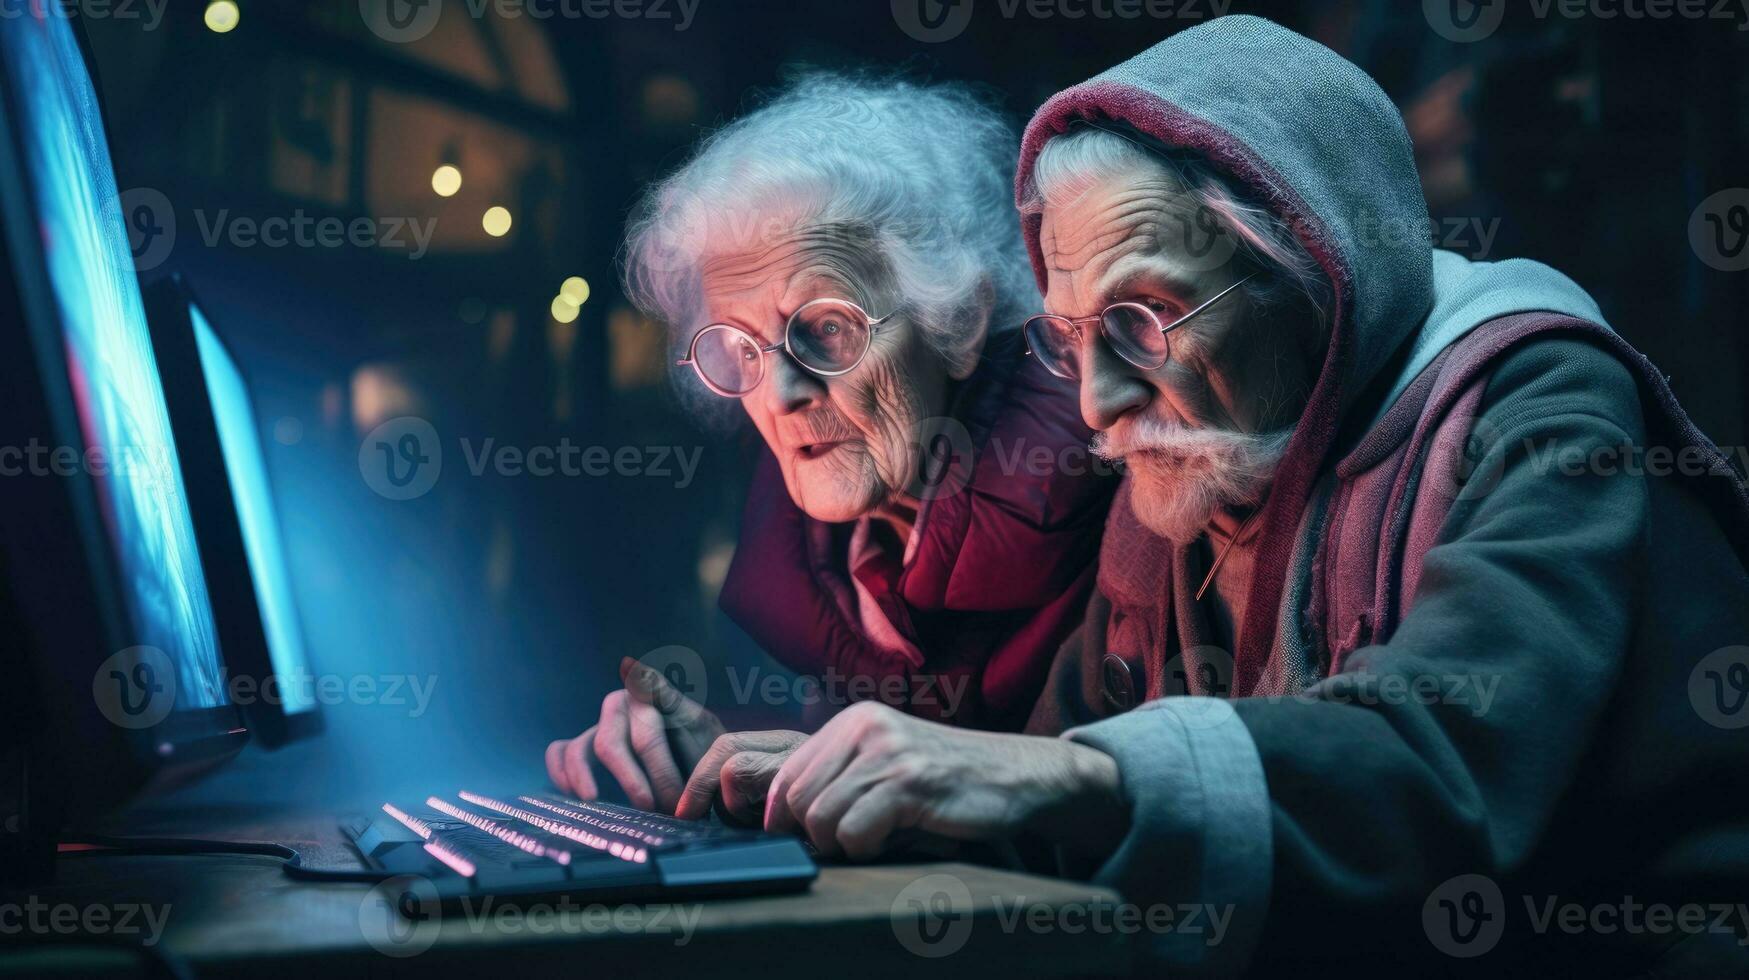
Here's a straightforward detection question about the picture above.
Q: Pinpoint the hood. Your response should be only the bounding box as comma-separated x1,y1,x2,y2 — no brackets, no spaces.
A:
1016,14,1608,428
1014,14,1614,685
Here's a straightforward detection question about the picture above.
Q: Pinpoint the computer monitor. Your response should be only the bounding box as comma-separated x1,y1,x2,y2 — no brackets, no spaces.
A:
145,275,324,747
0,10,247,859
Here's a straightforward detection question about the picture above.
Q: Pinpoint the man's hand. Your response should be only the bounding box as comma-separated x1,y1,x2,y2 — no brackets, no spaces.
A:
763,701,1127,860
545,656,725,813
675,730,809,823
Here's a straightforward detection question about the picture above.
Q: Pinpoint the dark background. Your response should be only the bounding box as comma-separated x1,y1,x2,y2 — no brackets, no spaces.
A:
81,0,1747,809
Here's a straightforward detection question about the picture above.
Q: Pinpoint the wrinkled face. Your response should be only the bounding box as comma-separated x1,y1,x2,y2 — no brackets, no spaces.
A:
697,232,962,524
1037,169,1316,542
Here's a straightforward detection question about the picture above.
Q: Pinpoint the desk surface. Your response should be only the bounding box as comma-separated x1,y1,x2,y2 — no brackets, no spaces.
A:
4,810,1131,979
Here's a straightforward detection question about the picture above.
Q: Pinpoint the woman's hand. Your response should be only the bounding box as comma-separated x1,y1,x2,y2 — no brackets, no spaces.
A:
545,656,725,813
762,701,1126,860
675,730,809,823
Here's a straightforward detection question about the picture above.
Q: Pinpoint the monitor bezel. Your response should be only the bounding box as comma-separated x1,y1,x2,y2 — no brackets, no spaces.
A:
144,274,325,748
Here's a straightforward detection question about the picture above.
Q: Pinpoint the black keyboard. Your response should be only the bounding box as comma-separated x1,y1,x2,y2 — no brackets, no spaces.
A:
344,790,816,908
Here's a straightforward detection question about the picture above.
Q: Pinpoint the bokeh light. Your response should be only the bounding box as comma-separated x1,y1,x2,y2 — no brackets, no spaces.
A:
550,295,580,324
204,1,240,33
431,165,462,197
482,206,512,237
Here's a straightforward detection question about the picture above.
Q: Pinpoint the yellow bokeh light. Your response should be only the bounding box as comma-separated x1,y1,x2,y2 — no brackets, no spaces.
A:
559,276,590,306
550,295,580,324
204,0,240,33
482,206,513,237
431,165,462,197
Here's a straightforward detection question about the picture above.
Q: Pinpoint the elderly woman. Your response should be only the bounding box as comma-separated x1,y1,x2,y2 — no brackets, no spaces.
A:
544,74,1116,814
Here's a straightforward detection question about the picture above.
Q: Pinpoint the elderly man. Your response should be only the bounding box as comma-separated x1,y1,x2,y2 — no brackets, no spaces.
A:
545,75,1116,813
675,17,1749,976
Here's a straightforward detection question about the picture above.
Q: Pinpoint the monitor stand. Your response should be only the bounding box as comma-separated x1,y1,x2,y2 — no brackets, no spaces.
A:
0,740,57,883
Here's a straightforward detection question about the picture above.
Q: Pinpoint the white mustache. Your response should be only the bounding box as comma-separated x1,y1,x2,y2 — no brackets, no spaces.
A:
1091,417,1290,466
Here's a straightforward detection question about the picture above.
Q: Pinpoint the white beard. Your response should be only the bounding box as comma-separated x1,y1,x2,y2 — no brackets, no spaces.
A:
1092,417,1293,544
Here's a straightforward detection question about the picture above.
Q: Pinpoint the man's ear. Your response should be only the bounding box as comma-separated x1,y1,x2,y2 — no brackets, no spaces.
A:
946,277,995,381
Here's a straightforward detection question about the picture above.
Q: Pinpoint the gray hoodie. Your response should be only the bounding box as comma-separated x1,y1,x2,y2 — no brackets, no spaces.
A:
1017,15,1749,977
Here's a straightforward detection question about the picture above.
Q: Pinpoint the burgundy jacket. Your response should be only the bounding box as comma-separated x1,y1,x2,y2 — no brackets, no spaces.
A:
719,332,1117,731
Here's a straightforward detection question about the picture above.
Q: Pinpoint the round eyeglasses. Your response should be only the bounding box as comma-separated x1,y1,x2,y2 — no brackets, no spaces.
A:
677,297,896,398
1023,273,1256,381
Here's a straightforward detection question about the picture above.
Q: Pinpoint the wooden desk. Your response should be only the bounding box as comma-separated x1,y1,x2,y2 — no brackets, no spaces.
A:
2,811,1132,979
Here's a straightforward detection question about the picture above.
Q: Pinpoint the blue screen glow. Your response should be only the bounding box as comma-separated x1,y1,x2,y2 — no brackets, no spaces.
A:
193,308,317,714
4,12,227,710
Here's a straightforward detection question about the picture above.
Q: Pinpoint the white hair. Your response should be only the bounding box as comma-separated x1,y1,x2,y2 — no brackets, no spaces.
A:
622,72,1035,419
1020,126,1332,339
